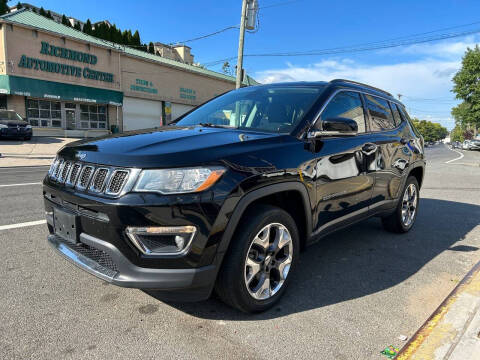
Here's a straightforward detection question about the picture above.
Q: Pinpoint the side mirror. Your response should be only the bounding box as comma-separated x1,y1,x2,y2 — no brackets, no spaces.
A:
308,117,358,138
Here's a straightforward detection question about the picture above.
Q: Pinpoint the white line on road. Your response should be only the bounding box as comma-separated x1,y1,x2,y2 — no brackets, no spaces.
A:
445,147,464,164
0,219,46,231
0,182,42,188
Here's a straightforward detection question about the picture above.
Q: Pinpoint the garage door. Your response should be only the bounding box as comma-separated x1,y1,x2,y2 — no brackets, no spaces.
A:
123,97,162,131
171,103,194,121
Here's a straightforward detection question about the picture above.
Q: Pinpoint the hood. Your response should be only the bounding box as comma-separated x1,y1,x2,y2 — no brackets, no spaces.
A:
0,119,29,126
60,126,291,168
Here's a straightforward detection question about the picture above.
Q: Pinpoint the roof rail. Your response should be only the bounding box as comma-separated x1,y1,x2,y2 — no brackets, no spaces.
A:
330,79,393,97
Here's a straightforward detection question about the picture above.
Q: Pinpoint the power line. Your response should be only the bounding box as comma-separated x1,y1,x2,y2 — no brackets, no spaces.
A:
203,22,480,67
258,0,304,9
168,25,239,45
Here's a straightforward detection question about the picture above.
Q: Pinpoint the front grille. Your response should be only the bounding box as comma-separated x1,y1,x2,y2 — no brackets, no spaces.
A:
78,166,94,189
54,159,64,180
107,170,129,195
90,168,109,192
49,158,135,197
59,161,72,183
70,241,119,272
67,163,81,186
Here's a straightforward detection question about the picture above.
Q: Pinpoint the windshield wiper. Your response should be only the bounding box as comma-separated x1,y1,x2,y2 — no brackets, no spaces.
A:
197,123,234,128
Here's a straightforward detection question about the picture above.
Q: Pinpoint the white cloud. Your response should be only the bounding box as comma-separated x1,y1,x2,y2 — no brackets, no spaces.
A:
253,39,474,130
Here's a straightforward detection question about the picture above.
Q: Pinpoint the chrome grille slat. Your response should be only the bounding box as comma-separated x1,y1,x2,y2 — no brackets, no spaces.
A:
106,170,129,195
49,158,134,197
89,168,110,193
66,163,82,187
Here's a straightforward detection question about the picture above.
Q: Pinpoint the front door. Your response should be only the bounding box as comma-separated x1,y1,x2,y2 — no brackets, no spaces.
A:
311,90,376,235
66,109,76,130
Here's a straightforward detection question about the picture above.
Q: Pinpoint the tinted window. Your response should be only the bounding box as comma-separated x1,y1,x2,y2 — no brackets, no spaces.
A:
319,91,366,133
365,95,395,131
390,103,403,126
176,86,325,133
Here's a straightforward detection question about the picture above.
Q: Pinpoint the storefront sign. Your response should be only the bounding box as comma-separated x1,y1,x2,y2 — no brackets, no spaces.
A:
17,42,114,83
130,79,158,94
180,87,196,100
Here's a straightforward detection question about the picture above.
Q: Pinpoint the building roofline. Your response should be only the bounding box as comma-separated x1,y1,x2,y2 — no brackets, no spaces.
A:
0,9,252,85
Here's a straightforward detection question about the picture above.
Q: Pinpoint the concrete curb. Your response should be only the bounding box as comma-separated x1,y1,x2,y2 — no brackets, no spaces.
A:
396,259,480,359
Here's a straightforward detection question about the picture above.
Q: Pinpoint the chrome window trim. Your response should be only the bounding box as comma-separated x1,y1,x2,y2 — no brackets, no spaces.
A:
308,88,404,138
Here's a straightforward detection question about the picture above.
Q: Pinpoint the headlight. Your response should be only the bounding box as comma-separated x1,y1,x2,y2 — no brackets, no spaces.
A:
134,167,225,194
26,124,32,129
0,124,7,129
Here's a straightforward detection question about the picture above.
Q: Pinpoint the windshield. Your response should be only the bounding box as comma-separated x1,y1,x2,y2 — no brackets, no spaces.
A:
0,110,23,121
176,86,325,133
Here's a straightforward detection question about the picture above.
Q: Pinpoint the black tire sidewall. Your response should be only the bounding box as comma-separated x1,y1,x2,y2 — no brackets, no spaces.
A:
227,206,300,312
396,176,420,232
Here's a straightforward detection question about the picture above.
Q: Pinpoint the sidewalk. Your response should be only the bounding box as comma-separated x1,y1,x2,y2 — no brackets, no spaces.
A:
396,259,480,359
0,137,78,167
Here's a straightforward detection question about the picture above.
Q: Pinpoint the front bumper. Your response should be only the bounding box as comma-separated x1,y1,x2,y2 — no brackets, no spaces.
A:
48,232,217,299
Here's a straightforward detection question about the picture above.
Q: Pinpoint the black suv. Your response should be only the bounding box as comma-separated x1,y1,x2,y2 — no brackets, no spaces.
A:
44,79,425,313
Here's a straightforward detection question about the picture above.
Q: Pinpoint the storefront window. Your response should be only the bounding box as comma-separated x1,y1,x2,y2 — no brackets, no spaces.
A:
80,104,107,129
28,99,62,127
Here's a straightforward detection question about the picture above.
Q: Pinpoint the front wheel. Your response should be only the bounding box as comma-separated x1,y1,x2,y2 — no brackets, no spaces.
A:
215,205,300,313
382,176,420,233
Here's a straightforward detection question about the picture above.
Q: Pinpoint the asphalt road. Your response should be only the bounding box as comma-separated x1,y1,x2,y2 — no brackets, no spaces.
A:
1,145,480,360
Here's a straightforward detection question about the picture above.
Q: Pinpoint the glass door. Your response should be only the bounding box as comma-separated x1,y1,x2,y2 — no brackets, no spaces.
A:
65,103,77,130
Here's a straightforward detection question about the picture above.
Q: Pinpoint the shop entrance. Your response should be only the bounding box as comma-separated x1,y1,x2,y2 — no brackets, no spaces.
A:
65,109,76,130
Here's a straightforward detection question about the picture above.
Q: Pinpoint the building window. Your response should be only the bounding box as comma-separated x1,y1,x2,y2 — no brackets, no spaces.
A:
27,99,62,127
80,104,107,129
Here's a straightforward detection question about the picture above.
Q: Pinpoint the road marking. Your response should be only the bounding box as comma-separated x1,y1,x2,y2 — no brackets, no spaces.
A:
0,182,42,188
0,219,46,231
445,147,464,164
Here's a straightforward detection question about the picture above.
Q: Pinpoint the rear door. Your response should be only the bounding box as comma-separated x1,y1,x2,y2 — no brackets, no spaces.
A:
311,90,376,235
363,94,411,212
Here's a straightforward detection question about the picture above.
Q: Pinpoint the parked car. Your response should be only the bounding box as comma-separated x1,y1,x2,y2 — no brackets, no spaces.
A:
469,139,480,151
451,141,462,149
462,140,472,150
44,79,425,313
0,110,32,140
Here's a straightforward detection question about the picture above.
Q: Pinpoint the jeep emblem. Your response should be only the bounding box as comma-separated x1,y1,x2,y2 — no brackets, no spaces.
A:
77,152,87,160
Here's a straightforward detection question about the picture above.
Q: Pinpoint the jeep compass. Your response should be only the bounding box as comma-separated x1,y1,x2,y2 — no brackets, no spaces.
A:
44,79,425,313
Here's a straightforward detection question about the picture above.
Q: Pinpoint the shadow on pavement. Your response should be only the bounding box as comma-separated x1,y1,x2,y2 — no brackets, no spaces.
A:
146,198,480,320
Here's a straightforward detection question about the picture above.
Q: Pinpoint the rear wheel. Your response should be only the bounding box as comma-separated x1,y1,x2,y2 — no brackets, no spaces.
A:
382,176,419,233
215,205,300,313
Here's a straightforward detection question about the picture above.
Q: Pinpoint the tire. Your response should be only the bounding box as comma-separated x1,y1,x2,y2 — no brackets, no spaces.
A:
215,204,300,313
24,136,31,141
382,176,420,233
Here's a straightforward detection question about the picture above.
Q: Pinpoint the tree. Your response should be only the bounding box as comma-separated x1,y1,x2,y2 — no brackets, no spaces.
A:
83,19,92,35
0,0,9,15
74,22,82,31
132,30,141,46
61,15,71,27
46,10,54,19
16,2,22,10
411,118,448,142
452,46,480,131
450,125,464,142
148,42,155,54
39,7,47,17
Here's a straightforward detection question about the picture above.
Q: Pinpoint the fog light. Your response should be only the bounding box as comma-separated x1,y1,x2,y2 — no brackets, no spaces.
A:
125,226,197,256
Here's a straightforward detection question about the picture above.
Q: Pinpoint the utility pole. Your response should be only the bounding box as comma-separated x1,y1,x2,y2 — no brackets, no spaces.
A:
236,0,248,89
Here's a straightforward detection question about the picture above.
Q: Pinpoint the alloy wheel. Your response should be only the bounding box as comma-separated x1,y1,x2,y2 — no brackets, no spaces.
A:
244,223,293,300
401,183,418,227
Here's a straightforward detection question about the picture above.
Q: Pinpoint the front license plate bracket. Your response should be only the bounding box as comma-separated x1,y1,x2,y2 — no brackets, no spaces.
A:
53,207,80,244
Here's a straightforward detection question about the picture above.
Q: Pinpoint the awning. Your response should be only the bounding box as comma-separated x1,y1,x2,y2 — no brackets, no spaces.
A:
0,75,123,105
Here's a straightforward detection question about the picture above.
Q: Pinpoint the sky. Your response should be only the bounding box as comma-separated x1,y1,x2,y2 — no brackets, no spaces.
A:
18,0,480,130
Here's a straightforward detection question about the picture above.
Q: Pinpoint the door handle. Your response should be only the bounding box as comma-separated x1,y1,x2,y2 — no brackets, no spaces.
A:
362,143,377,155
